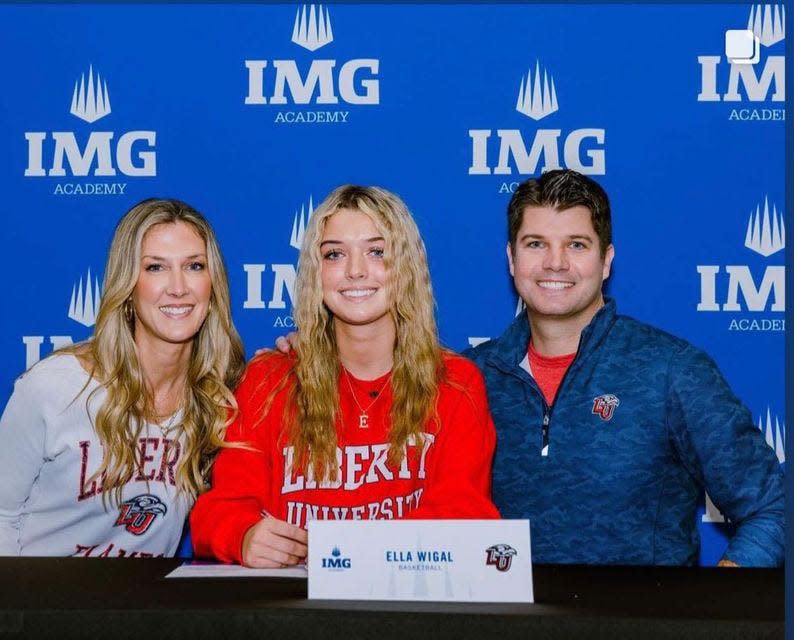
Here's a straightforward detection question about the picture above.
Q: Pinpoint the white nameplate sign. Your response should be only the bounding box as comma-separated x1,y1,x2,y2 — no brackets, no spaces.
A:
308,519,532,602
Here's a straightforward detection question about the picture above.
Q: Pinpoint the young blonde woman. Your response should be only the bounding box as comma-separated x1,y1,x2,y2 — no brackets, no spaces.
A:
191,185,498,567
0,199,245,556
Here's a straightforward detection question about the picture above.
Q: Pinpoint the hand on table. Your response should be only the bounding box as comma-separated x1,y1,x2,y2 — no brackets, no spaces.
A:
241,514,308,568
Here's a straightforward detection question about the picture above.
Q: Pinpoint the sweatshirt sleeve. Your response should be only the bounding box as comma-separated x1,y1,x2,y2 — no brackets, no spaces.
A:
190,362,274,564
408,358,500,520
0,371,49,555
666,345,784,567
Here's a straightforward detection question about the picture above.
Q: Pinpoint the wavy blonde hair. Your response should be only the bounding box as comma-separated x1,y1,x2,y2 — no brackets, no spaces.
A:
67,198,245,504
285,185,444,478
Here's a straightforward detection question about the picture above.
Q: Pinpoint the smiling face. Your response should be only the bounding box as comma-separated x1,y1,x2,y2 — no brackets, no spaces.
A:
131,221,212,353
508,205,614,326
320,208,393,334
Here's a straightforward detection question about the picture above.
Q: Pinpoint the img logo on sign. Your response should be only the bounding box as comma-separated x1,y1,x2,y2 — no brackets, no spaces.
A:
22,268,103,369
244,4,380,124
696,197,785,331
468,60,606,193
703,406,785,522
321,546,352,570
243,196,313,327
697,4,785,121
24,65,157,194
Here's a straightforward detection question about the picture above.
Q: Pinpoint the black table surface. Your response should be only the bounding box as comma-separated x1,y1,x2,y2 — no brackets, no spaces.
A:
0,559,784,640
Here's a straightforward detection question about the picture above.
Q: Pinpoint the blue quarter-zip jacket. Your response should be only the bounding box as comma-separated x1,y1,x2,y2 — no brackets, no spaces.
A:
465,299,784,566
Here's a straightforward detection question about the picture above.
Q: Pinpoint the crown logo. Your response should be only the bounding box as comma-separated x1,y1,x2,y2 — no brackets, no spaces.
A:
744,197,785,257
747,4,786,48
757,407,785,464
291,4,334,51
70,65,111,124
290,196,314,250
516,61,559,121
68,268,102,327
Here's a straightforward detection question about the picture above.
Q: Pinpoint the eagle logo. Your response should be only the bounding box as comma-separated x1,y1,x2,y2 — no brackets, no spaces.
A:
485,543,518,572
592,394,620,421
114,494,167,536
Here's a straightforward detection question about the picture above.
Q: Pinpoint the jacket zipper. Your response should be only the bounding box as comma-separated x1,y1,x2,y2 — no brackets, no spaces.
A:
538,336,588,457
486,302,608,458
541,411,550,457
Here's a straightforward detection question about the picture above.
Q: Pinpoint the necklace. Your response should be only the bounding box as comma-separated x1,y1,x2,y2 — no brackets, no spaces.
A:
155,409,182,437
342,367,390,429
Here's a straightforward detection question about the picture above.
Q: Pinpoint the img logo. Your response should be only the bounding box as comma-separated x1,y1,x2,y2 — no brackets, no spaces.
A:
114,494,168,536
68,268,103,327
24,64,157,194
243,196,313,327
321,546,352,570
697,4,785,121
22,268,103,369
244,4,380,123
591,394,620,421
468,58,606,191
758,406,786,465
485,544,517,572
516,62,559,121
696,196,785,331
743,198,785,257
292,4,334,51
70,66,111,123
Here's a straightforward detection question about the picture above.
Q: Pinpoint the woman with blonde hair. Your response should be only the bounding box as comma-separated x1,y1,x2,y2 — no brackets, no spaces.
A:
0,198,245,556
191,185,498,567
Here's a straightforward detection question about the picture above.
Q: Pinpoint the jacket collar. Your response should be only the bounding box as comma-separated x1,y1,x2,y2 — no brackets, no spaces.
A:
488,297,618,371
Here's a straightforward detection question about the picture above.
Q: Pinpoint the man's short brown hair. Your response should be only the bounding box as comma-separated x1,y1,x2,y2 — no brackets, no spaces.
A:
507,169,612,257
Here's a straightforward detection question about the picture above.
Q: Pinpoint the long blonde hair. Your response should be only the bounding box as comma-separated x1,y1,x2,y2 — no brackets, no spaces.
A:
286,185,444,477
67,198,245,503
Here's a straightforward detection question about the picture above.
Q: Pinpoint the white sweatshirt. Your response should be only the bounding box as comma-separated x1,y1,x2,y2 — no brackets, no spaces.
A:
0,354,191,556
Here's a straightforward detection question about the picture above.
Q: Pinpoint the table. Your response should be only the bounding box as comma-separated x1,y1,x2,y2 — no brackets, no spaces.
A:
0,559,783,639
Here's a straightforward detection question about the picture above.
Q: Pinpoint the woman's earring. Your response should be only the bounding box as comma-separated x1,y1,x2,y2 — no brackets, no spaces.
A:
124,299,134,323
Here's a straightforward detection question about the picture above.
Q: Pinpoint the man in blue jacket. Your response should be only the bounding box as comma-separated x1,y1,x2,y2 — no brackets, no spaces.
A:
465,169,784,566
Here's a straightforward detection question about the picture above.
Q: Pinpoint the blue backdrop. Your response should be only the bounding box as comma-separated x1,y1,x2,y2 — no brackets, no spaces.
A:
0,2,785,565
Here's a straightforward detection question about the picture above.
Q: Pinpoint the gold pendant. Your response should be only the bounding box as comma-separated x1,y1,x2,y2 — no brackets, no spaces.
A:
359,413,369,429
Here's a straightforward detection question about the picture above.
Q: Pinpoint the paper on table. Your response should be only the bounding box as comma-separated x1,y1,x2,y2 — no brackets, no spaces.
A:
166,561,308,579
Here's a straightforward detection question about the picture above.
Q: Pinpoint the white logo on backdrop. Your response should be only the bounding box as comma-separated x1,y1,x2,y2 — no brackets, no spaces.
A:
243,195,314,322
22,269,101,368
696,196,785,324
748,4,786,47
70,65,112,124
244,5,378,118
697,3,785,113
292,4,334,51
744,197,785,257
516,62,559,121
290,196,314,249
68,269,102,327
468,58,605,180
25,64,157,188
758,407,786,464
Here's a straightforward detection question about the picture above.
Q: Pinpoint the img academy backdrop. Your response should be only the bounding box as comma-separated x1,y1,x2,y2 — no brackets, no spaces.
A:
0,3,785,564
